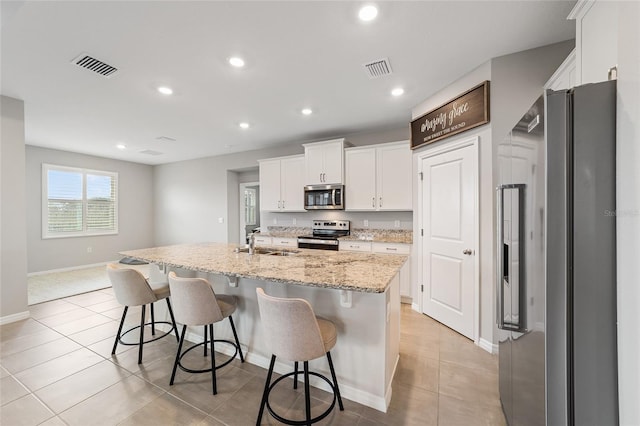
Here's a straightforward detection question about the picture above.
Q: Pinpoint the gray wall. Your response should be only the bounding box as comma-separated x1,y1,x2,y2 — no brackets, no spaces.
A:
25,146,155,272
1,96,29,320
411,40,574,347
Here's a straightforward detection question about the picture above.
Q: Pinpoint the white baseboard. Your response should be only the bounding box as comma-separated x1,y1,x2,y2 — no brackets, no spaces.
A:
157,323,390,412
479,337,499,354
28,261,118,277
411,302,420,313
400,296,412,305
0,310,30,325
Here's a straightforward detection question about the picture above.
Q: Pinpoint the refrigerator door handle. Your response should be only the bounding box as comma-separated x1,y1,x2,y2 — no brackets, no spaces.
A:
496,185,505,329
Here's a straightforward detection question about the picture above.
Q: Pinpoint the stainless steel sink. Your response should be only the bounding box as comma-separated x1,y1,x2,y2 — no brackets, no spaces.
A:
234,246,299,256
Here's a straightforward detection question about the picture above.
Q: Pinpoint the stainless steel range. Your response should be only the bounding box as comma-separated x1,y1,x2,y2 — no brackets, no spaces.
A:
297,220,350,251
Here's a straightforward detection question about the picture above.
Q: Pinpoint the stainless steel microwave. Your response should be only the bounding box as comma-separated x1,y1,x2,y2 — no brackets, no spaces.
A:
304,184,344,210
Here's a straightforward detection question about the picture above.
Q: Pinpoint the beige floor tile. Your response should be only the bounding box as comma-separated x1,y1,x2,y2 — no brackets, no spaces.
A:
360,383,438,426
357,417,385,425
118,392,209,426
86,335,135,359
1,337,81,374
196,415,227,426
438,360,500,408
58,374,164,426
36,416,68,426
85,298,122,313
50,313,113,336
29,299,79,320
0,375,30,405
14,348,104,391
35,359,131,413
0,365,9,378
36,307,96,327
394,351,439,393
64,291,115,307
438,394,506,426
67,319,119,346
0,394,55,426
0,318,51,342
439,328,498,374
285,393,361,426
0,328,63,358
110,339,179,374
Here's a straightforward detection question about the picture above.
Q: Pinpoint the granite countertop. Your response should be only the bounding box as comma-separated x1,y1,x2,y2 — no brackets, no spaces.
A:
119,242,408,293
340,229,413,244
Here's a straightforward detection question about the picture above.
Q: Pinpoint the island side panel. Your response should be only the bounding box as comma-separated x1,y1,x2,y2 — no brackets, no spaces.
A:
385,270,401,407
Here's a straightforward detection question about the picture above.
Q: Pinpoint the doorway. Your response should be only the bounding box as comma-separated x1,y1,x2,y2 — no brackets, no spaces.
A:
417,136,479,341
239,181,260,244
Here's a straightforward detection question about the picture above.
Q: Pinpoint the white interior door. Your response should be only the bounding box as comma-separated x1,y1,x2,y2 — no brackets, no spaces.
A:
421,143,477,339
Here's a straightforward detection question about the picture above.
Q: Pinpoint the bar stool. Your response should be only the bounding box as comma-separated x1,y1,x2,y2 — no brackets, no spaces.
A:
107,264,180,364
167,272,244,395
256,288,344,425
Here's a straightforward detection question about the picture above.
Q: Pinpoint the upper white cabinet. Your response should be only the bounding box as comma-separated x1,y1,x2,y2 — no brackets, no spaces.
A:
345,141,412,211
569,0,619,85
259,155,305,212
303,138,345,185
545,48,577,91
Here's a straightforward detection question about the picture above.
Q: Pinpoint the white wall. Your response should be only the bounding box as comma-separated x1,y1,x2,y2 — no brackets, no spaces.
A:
411,40,574,347
1,96,29,321
25,146,155,273
615,2,640,424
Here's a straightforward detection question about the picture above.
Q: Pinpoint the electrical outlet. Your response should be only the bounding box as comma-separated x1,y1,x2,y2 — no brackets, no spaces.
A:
218,217,224,224
394,220,400,228
363,219,369,227
87,247,92,253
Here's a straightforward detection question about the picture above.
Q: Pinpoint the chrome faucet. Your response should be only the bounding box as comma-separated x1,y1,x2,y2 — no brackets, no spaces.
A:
248,232,256,255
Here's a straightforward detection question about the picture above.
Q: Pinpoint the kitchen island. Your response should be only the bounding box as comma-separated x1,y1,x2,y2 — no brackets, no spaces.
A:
119,243,407,412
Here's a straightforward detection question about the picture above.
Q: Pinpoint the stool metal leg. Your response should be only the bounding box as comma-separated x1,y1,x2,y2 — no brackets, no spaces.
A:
112,306,128,355
203,325,208,357
170,325,187,386
304,361,312,425
165,298,180,342
209,323,217,395
326,351,344,411
257,354,276,426
228,316,244,362
138,305,146,364
293,361,299,389
150,303,156,335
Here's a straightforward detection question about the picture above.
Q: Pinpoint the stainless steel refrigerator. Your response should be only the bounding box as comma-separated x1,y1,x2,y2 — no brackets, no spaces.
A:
497,80,618,426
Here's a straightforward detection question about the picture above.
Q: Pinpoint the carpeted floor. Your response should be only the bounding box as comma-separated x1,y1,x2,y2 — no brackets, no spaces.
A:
28,264,150,305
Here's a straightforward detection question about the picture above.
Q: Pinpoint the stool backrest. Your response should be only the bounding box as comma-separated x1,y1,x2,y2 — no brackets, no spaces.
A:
256,288,325,362
168,272,224,326
107,264,157,307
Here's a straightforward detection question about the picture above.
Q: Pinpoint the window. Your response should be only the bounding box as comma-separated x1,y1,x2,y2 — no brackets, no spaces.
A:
42,164,118,238
244,187,257,226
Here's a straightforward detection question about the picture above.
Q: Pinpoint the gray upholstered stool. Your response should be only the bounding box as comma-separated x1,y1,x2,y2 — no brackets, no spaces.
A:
107,264,180,364
167,272,244,395
256,288,344,425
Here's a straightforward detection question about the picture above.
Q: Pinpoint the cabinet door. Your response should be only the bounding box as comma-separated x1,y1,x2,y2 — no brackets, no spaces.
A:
272,237,298,247
281,156,305,211
305,144,325,185
339,241,372,252
259,159,281,211
322,141,344,184
345,148,376,210
377,144,412,211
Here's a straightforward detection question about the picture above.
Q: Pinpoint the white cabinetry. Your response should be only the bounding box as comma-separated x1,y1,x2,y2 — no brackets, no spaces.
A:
303,139,345,185
545,48,577,91
254,236,272,247
259,155,305,212
345,141,412,211
271,237,297,247
339,240,412,299
569,0,619,85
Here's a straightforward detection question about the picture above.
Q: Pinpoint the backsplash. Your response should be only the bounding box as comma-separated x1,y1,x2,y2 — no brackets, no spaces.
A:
260,210,413,231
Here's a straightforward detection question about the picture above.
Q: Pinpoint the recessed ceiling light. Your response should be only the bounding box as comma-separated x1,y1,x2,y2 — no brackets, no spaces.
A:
358,5,378,22
301,108,313,115
157,86,173,95
229,57,245,68
239,122,250,129
116,144,126,150
391,87,405,96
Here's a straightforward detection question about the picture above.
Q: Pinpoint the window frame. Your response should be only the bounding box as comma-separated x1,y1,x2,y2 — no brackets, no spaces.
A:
42,163,119,239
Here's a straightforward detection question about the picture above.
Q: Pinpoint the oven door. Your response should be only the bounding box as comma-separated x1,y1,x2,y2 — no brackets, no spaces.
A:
297,238,339,250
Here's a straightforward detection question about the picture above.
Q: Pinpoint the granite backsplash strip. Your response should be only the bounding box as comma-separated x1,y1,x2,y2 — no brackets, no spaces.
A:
341,228,413,244
262,226,311,237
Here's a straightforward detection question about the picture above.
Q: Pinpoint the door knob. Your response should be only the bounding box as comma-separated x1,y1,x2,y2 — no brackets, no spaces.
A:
463,249,473,255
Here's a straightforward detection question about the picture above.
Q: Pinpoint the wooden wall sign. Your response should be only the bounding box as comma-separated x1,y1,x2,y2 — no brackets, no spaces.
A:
411,81,490,149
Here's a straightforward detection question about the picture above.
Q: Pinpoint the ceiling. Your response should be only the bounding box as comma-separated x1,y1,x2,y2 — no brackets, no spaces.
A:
1,1,575,165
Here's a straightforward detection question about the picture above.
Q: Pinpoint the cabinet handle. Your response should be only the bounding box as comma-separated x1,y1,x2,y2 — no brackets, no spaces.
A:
386,247,397,251
372,197,375,208
353,245,360,249
282,200,285,209
379,197,383,207
278,200,282,209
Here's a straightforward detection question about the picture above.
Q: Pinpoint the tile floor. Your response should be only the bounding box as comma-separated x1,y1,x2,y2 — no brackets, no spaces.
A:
1,283,505,425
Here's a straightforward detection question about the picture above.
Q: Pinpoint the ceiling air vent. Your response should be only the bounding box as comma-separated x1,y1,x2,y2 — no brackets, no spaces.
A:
155,136,176,142
139,149,163,156
363,58,392,79
71,53,119,78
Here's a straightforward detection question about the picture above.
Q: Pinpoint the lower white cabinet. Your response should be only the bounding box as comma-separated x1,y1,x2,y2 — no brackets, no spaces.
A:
254,236,272,247
271,237,297,247
340,241,412,299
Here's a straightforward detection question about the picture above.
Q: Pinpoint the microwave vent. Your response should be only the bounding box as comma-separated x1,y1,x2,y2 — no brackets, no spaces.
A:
363,58,392,79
